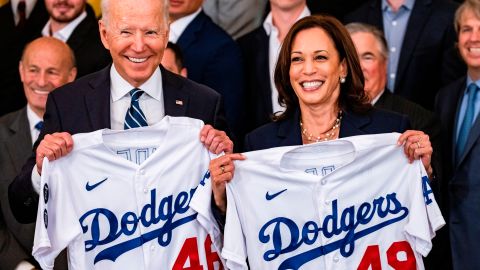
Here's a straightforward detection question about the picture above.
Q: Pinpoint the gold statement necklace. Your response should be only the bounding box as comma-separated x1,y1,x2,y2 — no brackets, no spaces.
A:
300,110,343,142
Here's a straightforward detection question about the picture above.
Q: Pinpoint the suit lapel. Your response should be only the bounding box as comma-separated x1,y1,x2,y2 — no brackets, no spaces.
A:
85,66,111,130
162,67,188,117
277,109,302,146
5,108,32,173
339,110,372,137
395,0,432,90
176,11,207,51
457,79,480,166
66,5,95,51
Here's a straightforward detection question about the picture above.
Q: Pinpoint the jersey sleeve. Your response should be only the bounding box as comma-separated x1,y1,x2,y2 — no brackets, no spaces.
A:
32,158,80,270
222,181,248,270
404,161,446,257
189,167,224,260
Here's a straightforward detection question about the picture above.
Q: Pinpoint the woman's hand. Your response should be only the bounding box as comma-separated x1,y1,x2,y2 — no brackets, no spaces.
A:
209,153,246,214
398,130,433,178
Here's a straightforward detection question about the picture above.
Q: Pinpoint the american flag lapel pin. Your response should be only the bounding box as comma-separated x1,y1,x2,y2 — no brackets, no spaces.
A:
175,100,183,106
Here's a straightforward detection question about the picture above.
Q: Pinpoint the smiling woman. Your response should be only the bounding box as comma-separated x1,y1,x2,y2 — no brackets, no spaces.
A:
209,15,436,215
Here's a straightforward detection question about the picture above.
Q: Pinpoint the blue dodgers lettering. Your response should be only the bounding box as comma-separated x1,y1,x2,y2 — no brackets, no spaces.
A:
79,187,198,263
258,192,408,269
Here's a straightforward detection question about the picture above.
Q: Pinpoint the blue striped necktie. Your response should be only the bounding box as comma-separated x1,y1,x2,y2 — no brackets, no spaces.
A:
124,88,148,129
456,83,479,163
35,121,43,131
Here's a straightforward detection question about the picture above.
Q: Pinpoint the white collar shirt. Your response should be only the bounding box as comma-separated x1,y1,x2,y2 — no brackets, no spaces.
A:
109,64,165,130
169,8,202,43
26,104,43,145
263,6,310,114
41,10,87,42
11,0,37,25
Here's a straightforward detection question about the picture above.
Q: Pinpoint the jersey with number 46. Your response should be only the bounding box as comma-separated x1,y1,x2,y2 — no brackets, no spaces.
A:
33,116,224,270
221,133,444,270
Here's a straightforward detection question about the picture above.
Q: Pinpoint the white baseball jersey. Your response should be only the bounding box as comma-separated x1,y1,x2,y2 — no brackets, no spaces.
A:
221,133,444,270
33,116,224,270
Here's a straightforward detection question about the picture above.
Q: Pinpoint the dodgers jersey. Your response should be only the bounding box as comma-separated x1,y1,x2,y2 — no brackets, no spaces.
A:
221,133,444,270
33,116,224,270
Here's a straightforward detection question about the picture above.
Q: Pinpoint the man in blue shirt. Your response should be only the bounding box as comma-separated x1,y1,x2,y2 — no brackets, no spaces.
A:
435,1,480,269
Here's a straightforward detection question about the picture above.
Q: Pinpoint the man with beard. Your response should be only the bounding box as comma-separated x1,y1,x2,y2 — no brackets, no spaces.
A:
40,0,111,78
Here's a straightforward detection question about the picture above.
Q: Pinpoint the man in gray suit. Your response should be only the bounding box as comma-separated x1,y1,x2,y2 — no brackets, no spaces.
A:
0,37,76,270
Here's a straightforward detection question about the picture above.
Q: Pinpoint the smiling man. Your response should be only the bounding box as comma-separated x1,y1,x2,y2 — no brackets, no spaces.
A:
0,36,75,270
40,0,111,78
435,0,480,269
9,0,231,226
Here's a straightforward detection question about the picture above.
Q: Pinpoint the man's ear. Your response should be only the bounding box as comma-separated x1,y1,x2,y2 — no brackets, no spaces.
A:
98,20,110,50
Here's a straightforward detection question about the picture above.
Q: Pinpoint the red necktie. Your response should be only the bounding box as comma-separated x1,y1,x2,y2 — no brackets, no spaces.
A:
17,0,26,29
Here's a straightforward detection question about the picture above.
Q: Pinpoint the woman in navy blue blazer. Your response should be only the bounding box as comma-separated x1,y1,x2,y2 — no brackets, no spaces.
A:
210,15,434,213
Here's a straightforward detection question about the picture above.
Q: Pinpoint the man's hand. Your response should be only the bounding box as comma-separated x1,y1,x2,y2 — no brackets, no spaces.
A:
36,132,74,175
199,125,233,154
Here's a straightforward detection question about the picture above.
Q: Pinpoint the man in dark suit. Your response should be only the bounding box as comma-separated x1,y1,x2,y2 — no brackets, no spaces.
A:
237,0,310,133
0,0,49,116
0,37,76,270
347,22,450,269
168,0,245,141
39,0,111,78
344,0,465,110
9,0,232,224
436,1,480,269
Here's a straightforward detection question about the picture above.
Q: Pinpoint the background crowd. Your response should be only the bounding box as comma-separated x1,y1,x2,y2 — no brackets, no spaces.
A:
0,0,478,269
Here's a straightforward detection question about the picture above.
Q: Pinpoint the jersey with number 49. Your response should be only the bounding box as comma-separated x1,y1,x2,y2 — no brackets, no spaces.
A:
33,116,224,270
222,133,444,270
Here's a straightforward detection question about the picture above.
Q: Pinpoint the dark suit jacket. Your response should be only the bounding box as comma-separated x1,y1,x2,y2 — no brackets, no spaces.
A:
344,0,465,110
237,26,272,133
0,1,49,116
244,108,410,151
8,65,229,224
0,108,36,269
435,76,480,270
0,108,67,269
176,11,245,139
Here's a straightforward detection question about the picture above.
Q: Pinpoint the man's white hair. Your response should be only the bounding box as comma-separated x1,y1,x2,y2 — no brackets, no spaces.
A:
100,0,169,28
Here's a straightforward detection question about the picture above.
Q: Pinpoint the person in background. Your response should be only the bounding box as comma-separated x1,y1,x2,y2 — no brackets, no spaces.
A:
202,0,267,39
169,0,245,142
238,0,310,133
39,0,111,78
345,0,465,110
436,0,480,268
161,42,187,77
0,37,76,270
209,15,434,216
0,0,49,116
9,0,233,224
346,22,449,269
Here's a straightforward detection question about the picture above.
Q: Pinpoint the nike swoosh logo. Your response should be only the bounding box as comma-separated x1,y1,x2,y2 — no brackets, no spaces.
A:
266,189,287,201
86,178,108,191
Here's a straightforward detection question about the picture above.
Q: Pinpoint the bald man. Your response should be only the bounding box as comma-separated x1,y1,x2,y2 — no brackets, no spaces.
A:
0,37,76,270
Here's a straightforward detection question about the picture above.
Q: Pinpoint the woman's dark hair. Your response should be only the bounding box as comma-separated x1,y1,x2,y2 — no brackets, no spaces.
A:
274,15,371,121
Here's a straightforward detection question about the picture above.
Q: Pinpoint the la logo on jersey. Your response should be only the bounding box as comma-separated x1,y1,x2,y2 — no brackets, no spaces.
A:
258,192,410,269
78,171,216,265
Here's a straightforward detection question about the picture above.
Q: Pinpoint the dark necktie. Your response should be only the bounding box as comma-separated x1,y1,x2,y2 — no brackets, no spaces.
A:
456,83,479,163
124,88,148,129
35,121,43,132
17,0,26,29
